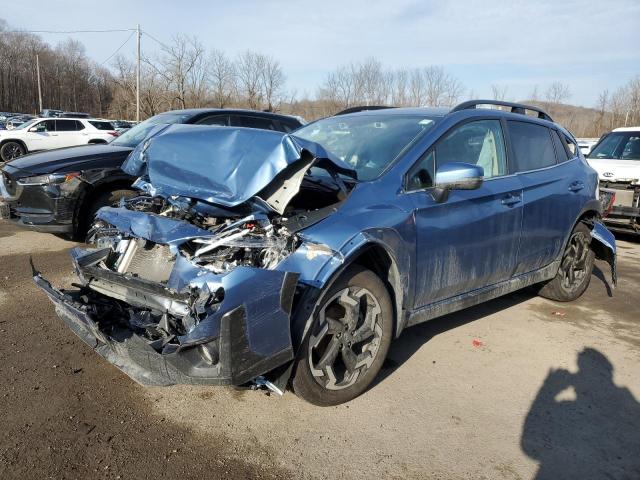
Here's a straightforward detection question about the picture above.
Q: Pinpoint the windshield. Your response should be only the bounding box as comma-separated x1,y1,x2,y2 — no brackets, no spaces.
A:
111,113,192,148
294,114,438,181
13,119,38,130
589,132,640,160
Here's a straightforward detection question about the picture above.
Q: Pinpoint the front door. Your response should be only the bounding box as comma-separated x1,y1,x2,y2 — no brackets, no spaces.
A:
24,119,57,151
406,119,523,307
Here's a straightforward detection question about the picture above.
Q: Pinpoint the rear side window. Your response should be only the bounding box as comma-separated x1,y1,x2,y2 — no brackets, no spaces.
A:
195,115,229,126
89,121,114,130
56,120,83,131
551,130,570,163
234,116,276,130
508,121,556,172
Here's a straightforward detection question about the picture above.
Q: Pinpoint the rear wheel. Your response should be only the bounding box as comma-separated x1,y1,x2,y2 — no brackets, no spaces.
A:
538,222,595,302
0,142,25,162
292,266,393,406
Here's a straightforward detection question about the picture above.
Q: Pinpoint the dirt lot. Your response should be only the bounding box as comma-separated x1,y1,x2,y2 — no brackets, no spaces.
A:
0,220,638,480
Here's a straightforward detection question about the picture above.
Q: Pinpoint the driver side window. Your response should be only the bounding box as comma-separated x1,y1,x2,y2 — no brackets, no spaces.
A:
406,119,506,191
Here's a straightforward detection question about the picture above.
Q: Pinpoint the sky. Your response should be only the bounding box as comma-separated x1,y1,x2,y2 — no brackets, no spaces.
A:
2,0,639,107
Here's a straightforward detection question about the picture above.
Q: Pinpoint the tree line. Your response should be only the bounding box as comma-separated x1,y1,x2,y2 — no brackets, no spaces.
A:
1,18,638,138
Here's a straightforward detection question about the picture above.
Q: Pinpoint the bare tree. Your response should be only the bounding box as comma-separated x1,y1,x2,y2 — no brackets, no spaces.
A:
236,51,265,109
261,55,285,111
207,49,235,108
545,82,571,104
490,84,508,101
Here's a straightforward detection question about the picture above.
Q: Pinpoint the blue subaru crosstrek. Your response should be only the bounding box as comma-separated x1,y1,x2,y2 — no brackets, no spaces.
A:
33,100,616,406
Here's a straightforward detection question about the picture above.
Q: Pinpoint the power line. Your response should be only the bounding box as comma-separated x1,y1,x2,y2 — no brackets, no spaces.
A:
141,30,171,50
3,28,135,34
101,31,135,65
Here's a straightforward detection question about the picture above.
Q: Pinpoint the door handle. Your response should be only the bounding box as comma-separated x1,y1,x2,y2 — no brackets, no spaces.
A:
501,194,522,206
569,181,584,192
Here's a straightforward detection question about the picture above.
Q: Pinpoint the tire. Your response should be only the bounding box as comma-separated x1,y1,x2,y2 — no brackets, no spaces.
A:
292,265,393,406
80,189,137,240
538,222,595,302
0,141,25,162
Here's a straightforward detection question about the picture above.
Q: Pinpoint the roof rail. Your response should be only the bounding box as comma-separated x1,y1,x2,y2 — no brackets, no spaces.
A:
334,105,394,116
451,100,553,122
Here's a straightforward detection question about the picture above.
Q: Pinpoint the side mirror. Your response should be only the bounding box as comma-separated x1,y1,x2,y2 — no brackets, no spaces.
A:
432,162,483,203
29,125,45,133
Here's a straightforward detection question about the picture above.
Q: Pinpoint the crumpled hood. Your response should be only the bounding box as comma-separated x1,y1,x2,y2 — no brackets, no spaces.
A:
122,125,356,214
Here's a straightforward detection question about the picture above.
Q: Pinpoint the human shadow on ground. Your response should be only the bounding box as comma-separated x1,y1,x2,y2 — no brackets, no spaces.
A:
521,348,640,480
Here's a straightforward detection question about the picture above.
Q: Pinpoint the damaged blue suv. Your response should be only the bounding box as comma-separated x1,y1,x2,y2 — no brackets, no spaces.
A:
34,100,617,406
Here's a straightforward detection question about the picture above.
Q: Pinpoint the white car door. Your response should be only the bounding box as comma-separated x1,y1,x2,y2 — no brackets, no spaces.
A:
54,120,86,148
24,119,58,151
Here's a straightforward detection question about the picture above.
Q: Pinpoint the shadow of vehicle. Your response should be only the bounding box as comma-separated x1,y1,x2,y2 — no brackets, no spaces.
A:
373,289,535,386
521,348,640,479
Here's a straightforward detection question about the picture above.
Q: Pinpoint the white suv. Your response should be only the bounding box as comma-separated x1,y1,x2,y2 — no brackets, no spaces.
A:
0,118,118,162
587,126,640,233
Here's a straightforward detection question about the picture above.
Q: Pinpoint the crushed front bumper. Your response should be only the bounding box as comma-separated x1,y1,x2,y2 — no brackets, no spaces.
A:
34,254,299,387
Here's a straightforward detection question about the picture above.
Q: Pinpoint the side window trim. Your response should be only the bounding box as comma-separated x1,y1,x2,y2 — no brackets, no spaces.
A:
404,116,508,192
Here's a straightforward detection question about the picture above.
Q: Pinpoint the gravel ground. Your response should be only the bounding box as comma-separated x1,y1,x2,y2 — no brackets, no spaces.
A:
0,220,638,479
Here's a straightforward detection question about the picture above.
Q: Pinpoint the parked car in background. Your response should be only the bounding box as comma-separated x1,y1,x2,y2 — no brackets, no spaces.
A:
40,109,64,118
31,100,616,406
5,115,36,130
577,138,599,156
0,109,303,237
40,109,91,119
587,126,640,233
0,118,117,161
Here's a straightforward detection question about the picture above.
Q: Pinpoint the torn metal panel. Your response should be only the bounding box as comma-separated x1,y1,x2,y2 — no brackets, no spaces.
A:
35,248,299,386
96,206,216,245
590,220,617,286
121,125,356,213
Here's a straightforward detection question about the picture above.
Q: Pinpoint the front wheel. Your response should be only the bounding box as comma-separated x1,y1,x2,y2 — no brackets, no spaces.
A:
538,222,595,302
0,142,25,162
292,266,393,406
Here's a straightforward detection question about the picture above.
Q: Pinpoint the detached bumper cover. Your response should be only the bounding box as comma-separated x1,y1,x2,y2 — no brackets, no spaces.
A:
590,221,617,287
34,259,299,387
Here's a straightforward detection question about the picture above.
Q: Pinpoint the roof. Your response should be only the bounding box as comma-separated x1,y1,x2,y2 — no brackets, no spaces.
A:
612,126,640,132
338,106,449,117
157,108,302,122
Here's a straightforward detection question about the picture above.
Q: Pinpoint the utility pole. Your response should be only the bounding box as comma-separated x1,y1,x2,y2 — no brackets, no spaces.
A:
36,54,43,114
136,24,141,122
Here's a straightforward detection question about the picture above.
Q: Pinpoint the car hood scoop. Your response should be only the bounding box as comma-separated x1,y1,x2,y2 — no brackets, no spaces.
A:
122,125,357,214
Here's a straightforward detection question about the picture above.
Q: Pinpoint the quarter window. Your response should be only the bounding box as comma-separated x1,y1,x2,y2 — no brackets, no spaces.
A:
507,121,556,172
551,130,570,163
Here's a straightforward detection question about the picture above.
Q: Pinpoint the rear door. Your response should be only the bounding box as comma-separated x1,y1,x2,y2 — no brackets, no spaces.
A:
54,120,85,148
407,118,523,306
508,121,585,274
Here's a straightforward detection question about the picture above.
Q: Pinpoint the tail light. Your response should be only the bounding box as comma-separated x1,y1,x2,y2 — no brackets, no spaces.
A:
108,131,119,137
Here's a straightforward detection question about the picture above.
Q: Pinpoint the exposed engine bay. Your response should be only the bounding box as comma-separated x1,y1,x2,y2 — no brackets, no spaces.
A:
84,170,349,346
